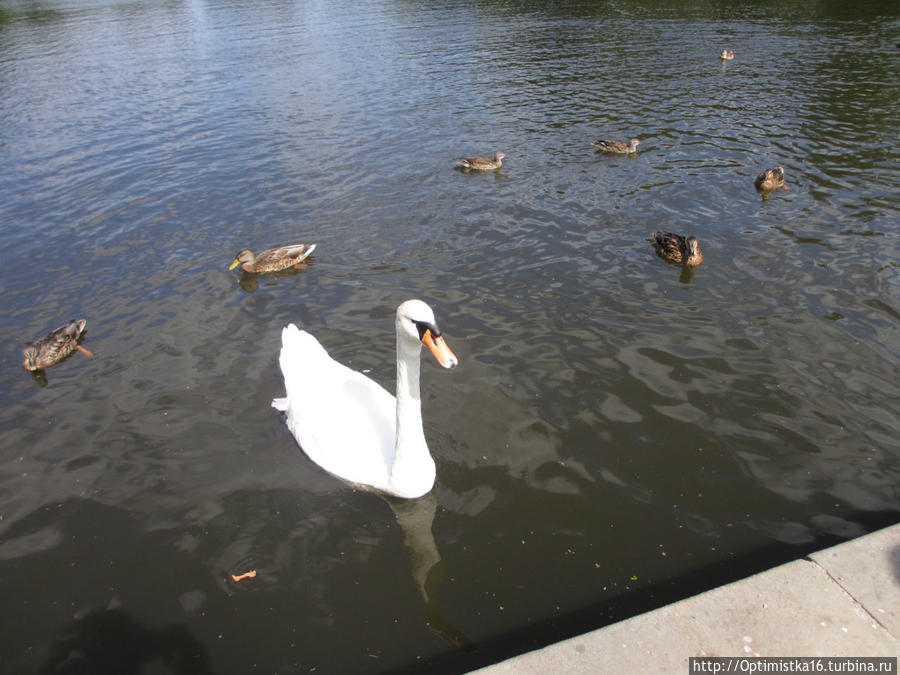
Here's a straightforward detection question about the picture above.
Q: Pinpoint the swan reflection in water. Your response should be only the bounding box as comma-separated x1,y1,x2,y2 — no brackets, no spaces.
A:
386,491,473,649
214,487,473,650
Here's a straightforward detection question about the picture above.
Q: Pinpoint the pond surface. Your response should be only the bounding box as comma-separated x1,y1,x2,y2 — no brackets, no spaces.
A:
1,0,898,672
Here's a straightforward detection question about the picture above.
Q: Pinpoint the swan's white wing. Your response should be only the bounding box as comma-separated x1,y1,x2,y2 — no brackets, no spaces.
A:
273,324,397,491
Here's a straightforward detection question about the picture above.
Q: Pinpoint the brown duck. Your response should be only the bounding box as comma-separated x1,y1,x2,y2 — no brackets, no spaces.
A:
229,243,317,274
754,166,786,193
652,232,703,267
454,151,506,171
23,319,92,371
592,138,641,154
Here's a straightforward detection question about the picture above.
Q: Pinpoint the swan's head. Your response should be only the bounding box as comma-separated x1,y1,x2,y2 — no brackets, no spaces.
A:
397,299,458,369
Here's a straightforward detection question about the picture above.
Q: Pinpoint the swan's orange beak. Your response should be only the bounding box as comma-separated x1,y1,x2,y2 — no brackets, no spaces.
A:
422,329,458,369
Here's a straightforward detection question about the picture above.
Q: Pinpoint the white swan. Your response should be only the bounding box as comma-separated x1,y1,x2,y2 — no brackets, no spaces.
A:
272,299,458,499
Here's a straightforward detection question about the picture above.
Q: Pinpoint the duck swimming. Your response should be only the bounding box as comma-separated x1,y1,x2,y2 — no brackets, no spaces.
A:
592,138,641,154
229,243,316,274
272,299,458,499
754,166,786,193
23,319,92,371
454,152,506,171
652,232,704,267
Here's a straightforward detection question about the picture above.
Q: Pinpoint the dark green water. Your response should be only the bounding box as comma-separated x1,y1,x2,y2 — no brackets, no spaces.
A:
0,0,898,672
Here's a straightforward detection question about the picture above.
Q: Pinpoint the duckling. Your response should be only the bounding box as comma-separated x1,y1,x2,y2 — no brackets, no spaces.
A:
652,232,703,267
454,151,506,171
592,138,641,154
23,319,92,371
720,49,735,60
229,243,317,274
754,166,786,193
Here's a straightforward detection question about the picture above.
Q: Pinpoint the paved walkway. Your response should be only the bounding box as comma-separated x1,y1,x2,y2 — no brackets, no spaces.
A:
472,523,900,673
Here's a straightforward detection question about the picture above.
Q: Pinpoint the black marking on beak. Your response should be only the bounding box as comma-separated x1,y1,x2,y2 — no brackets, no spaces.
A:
414,320,441,341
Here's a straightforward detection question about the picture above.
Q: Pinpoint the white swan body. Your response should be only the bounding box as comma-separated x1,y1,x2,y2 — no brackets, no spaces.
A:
272,299,458,499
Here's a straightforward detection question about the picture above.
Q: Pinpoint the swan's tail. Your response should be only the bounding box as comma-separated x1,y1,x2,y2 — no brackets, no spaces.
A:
272,323,324,410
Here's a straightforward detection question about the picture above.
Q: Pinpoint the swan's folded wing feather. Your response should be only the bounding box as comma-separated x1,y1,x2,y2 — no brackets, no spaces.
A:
275,324,397,490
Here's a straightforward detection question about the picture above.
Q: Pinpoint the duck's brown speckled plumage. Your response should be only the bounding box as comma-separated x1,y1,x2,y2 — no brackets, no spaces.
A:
229,243,317,274
23,319,89,371
754,166,786,193
592,138,641,154
652,232,704,267
454,151,506,171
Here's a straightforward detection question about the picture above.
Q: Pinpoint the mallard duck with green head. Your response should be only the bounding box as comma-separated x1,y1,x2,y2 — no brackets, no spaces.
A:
592,138,641,154
23,319,92,371
454,151,506,171
652,232,703,267
754,166,786,193
229,243,317,274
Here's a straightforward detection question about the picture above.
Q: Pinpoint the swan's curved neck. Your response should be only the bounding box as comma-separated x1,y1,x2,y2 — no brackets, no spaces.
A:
395,337,426,451
390,336,435,497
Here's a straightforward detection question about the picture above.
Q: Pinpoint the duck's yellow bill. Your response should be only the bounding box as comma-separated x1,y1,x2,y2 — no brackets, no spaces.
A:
422,330,458,369
228,259,241,271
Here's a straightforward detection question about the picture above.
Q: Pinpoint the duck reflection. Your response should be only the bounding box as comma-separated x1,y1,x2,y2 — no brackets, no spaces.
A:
679,265,697,284
30,369,50,387
235,263,314,293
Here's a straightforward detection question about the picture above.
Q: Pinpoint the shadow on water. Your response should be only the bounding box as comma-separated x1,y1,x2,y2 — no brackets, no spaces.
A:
0,500,216,675
0,488,475,672
39,607,212,675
